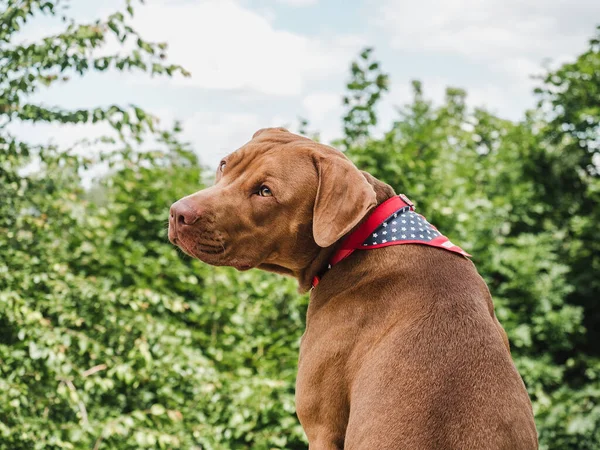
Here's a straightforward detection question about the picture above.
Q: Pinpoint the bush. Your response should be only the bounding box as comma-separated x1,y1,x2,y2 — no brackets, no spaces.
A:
1,2,598,448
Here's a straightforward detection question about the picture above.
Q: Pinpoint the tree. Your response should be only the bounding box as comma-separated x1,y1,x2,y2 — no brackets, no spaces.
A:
341,47,389,150
529,26,600,449
1,1,306,448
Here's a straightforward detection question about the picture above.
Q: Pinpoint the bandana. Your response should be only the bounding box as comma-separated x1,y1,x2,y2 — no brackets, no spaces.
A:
312,194,471,288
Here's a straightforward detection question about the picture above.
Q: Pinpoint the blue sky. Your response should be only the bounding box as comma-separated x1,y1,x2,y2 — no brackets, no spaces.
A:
11,0,600,168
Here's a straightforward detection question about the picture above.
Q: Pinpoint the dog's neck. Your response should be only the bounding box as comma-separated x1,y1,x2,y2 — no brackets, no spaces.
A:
297,172,396,293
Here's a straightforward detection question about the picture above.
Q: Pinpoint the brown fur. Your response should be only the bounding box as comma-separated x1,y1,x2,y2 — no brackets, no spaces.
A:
168,127,538,449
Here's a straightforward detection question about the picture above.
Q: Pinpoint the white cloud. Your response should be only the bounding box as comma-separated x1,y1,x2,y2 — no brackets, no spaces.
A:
302,92,340,122
375,75,528,133
275,0,318,6
180,107,350,168
182,111,299,167
182,112,261,167
374,0,600,81
132,0,361,96
467,84,523,115
6,121,116,151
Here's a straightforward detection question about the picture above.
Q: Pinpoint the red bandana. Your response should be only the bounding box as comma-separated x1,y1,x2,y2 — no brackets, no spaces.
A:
312,194,471,288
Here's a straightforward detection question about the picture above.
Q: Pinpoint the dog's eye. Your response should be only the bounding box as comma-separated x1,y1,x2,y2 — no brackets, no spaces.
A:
258,186,273,197
219,161,226,172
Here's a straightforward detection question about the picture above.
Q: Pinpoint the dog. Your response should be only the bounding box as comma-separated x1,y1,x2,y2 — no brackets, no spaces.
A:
168,127,538,449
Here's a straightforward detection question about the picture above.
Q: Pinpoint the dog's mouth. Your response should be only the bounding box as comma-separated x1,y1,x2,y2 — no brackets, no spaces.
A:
194,242,226,255
169,223,257,271
169,221,226,257
175,237,258,272
176,238,226,258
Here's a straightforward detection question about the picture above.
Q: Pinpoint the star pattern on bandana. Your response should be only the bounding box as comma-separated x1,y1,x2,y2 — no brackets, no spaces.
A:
363,206,442,246
311,194,472,289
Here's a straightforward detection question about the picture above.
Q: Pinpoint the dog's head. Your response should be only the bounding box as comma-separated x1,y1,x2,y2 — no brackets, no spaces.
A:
168,127,378,279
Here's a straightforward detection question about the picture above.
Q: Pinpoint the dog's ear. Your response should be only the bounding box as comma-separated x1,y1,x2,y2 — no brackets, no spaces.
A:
252,127,289,139
313,155,377,248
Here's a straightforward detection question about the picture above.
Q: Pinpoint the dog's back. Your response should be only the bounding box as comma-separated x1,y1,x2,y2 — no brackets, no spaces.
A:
298,245,538,450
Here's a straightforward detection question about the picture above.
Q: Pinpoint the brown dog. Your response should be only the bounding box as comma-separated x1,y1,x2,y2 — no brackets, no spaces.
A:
168,128,538,449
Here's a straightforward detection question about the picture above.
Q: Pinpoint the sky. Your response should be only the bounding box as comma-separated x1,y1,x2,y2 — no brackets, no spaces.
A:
9,0,600,168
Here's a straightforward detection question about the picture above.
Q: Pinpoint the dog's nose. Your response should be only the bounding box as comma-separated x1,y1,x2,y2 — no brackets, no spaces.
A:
170,200,199,226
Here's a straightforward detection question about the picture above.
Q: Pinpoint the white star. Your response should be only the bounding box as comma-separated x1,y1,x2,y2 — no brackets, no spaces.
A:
402,220,406,223
420,234,424,238
392,228,397,232
373,233,378,238
383,222,388,227
402,227,406,231
382,231,387,235
392,221,397,225
393,213,397,218
411,234,415,238
391,236,397,241
382,239,387,243
411,227,415,230
410,220,415,224
401,234,406,238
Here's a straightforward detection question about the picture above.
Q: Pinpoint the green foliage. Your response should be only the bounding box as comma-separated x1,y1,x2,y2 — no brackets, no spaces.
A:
341,47,389,150
0,1,599,448
1,1,305,448
527,26,600,448
0,144,307,449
